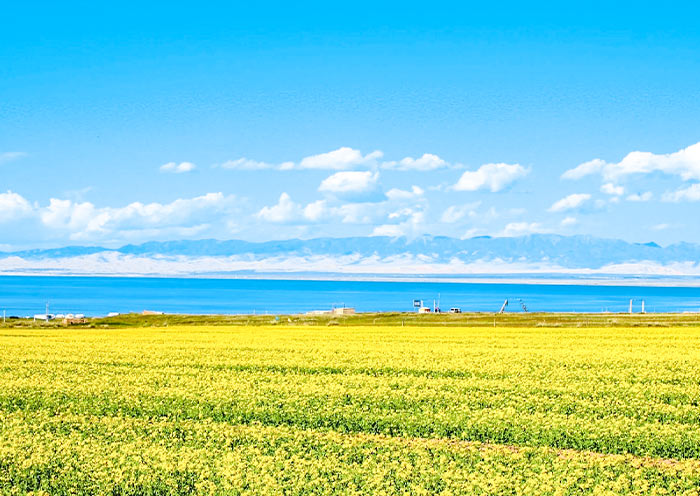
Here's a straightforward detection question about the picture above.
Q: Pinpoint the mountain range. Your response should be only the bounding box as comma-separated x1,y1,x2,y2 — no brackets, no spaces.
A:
0,235,699,279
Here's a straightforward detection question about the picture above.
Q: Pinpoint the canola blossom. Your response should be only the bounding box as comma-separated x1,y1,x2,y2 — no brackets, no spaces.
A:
2,325,700,494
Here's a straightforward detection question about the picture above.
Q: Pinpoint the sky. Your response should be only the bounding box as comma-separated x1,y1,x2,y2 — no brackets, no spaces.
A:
2,1,700,250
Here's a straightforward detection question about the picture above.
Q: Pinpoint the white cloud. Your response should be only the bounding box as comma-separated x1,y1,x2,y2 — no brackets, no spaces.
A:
626,192,653,202
41,199,97,231
548,193,591,212
371,224,405,237
219,158,275,170
388,207,419,221
0,191,33,222
106,194,231,229
257,195,346,224
383,153,448,171
440,202,481,223
561,159,606,180
303,200,330,222
453,163,529,192
385,186,424,201
257,193,302,223
160,162,196,173
6,251,700,278
257,192,394,226
333,202,384,224
299,147,382,170
214,147,484,175
40,193,236,240
561,216,578,227
319,171,379,194
601,183,624,196
662,183,700,202
372,207,426,238
0,152,28,165
501,222,546,236
562,142,700,182
652,223,670,231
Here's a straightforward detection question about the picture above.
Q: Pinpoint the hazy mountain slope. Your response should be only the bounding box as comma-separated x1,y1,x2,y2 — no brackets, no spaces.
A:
2,234,699,271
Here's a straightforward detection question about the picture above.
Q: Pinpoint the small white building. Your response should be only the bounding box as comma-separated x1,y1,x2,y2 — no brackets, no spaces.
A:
332,307,355,315
142,310,164,315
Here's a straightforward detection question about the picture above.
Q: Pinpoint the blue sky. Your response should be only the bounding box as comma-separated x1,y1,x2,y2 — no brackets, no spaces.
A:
2,1,700,249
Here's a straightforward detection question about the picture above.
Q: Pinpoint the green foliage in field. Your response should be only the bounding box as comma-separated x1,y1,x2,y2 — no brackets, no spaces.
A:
6,311,700,329
2,325,700,494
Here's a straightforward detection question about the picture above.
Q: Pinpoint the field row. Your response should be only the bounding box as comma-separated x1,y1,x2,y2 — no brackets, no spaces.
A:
2,411,700,495
4,327,700,459
3,325,700,493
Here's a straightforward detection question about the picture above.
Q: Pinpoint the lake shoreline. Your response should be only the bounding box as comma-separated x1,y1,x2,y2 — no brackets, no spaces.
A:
1,270,700,287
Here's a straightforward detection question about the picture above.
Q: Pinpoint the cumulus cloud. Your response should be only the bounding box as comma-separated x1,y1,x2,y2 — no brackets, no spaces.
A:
219,158,276,170
256,190,398,227
382,153,449,171
561,159,606,180
562,142,700,182
41,199,97,231
548,193,591,212
662,183,700,202
601,183,624,196
160,162,196,173
303,200,329,222
0,191,243,243
385,186,424,201
0,191,33,222
626,192,653,202
440,202,481,223
372,207,426,238
215,147,475,173
501,222,546,236
0,152,28,165
257,193,302,223
216,148,381,172
371,224,405,237
40,193,235,238
319,171,379,194
561,216,578,227
256,194,380,225
300,147,382,170
332,202,385,224
453,163,529,192
214,147,474,173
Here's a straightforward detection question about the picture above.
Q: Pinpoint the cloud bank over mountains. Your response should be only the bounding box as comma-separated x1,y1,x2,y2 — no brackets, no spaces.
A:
3,141,700,253
2,234,700,279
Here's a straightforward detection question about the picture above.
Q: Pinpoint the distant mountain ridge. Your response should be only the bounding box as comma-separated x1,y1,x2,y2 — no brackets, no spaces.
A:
3,234,700,270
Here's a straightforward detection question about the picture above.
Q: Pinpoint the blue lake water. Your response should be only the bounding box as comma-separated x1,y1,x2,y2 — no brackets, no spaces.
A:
1,275,700,316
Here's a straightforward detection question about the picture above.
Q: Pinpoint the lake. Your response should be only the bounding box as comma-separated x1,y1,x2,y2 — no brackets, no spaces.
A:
1,275,700,317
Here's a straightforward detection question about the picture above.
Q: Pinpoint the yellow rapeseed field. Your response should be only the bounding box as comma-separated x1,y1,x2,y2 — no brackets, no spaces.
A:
2,325,700,494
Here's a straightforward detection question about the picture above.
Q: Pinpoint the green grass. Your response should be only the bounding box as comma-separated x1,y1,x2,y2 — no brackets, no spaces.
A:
6,311,700,329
